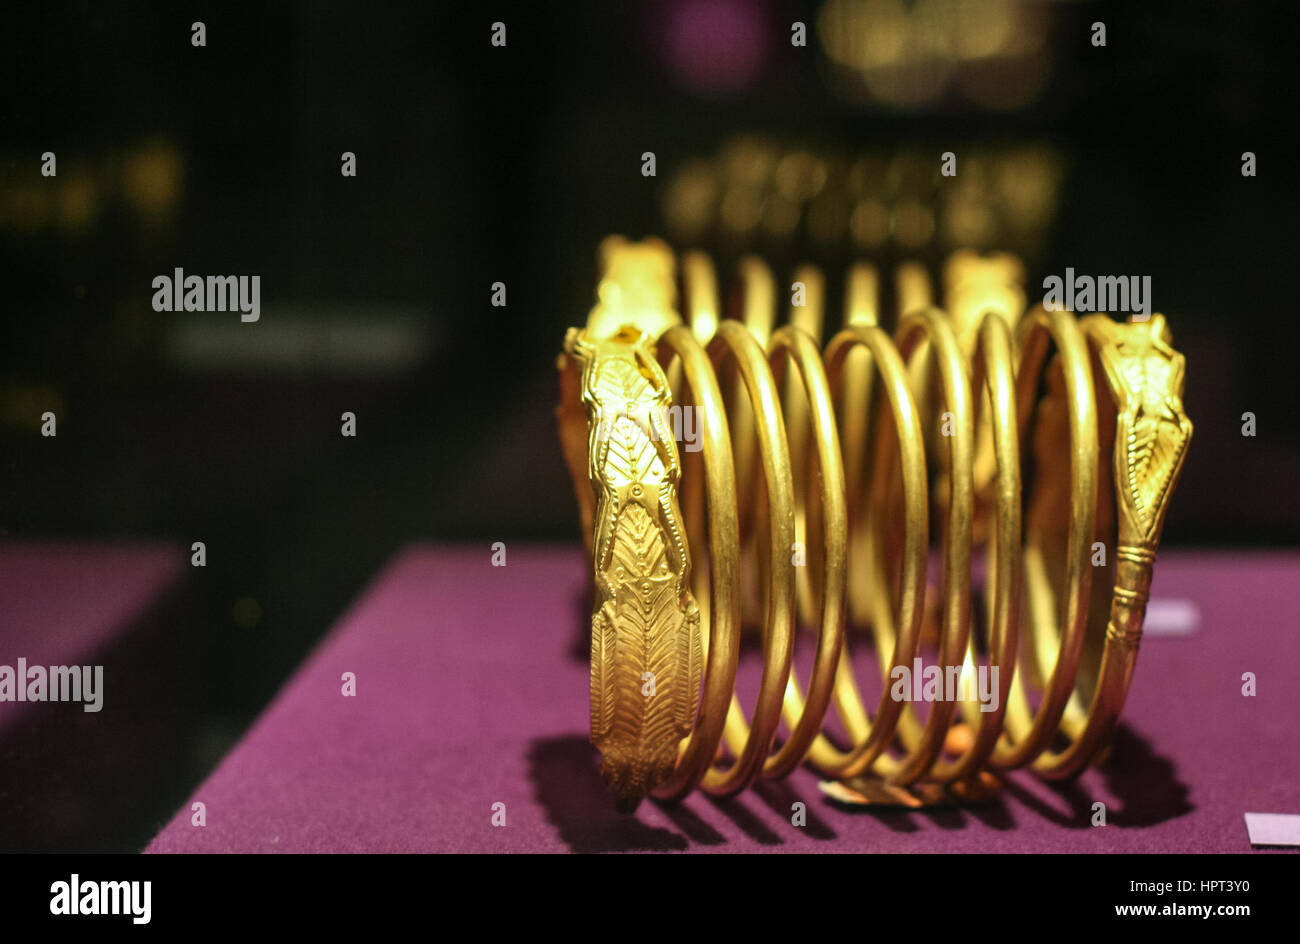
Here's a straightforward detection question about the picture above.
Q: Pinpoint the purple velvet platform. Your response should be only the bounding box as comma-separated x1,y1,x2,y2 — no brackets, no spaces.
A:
147,545,1299,853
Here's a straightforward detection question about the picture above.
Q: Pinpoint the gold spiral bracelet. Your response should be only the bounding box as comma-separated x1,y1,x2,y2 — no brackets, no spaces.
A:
556,236,1192,813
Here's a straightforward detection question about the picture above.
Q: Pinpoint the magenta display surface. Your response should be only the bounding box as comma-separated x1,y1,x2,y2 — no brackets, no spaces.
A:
146,545,1300,853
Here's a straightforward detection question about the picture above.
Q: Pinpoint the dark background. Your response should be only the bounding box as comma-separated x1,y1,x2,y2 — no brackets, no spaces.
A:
2,0,1297,842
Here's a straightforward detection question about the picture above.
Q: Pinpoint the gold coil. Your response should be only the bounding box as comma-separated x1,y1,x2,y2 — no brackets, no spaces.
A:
558,236,1192,812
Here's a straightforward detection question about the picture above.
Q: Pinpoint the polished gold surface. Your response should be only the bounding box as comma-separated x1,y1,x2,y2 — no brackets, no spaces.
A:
556,237,1192,812
558,246,702,811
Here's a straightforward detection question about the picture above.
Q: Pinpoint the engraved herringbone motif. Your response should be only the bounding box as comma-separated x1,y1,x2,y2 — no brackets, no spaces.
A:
604,505,683,797
1096,315,1192,542
567,326,701,812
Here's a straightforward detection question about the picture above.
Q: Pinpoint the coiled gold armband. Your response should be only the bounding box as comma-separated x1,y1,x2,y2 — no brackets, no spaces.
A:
557,236,1191,813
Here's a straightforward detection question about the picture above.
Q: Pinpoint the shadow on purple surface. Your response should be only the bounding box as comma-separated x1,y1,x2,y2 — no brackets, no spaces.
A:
528,736,688,853
1101,726,1194,825
528,735,844,851
751,777,838,840
527,722,1190,852
1001,725,1193,829
565,588,591,664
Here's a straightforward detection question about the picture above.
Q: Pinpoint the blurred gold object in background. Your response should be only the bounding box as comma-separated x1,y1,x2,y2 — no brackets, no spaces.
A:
663,137,1064,260
817,0,1053,109
0,137,185,235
